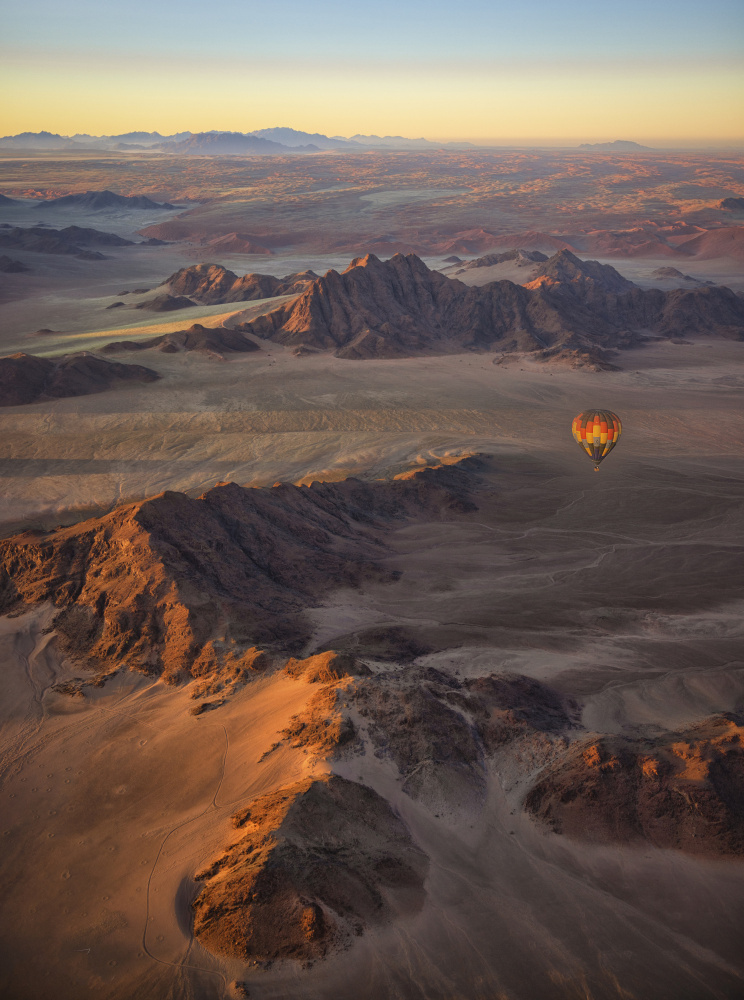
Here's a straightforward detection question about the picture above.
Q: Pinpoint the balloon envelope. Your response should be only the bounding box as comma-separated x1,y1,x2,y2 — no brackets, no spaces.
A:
572,409,621,469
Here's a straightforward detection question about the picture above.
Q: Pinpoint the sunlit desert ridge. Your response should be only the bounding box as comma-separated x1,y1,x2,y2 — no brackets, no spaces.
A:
0,131,743,1000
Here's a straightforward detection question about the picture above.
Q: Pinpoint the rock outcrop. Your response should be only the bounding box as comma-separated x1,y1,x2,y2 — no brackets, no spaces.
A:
283,650,371,684
134,293,195,312
456,249,549,270
0,255,29,272
352,667,578,816
651,267,703,283
280,684,358,757
523,248,637,294
161,263,316,304
456,673,581,751
0,351,160,406
525,714,744,856
192,775,428,963
356,667,487,814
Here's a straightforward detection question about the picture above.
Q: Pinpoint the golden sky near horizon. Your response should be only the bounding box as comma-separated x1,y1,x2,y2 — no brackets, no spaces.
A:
2,54,742,144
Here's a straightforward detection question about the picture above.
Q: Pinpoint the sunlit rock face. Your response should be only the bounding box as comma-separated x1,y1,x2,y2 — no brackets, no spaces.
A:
525,715,744,856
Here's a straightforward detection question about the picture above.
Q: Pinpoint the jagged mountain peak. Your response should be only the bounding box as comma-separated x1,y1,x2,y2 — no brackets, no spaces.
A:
343,252,383,272
527,249,637,293
236,248,743,363
341,251,429,276
161,262,315,304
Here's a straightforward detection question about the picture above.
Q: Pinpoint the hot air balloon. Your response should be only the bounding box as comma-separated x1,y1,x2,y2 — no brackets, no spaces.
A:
572,409,621,471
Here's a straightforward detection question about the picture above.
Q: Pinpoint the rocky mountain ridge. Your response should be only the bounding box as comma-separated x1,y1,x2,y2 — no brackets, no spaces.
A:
579,140,652,151
453,249,549,270
161,262,317,304
37,189,175,211
0,461,479,679
526,714,744,855
193,773,429,963
0,129,476,154
231,250,744,363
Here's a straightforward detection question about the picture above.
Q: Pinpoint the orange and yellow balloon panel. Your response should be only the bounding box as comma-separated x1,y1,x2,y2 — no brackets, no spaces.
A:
572,409,621,470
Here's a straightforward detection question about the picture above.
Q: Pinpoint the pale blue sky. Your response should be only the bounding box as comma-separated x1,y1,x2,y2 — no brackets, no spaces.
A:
6,0,743,62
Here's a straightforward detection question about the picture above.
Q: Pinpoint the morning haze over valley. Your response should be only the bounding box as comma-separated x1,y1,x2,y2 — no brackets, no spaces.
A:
1,1,743,998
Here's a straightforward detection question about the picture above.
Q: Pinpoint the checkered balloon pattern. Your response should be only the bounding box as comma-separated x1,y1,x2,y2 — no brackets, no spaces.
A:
571,409,622,468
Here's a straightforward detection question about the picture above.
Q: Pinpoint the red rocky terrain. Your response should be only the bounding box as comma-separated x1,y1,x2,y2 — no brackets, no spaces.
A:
525,715,744,856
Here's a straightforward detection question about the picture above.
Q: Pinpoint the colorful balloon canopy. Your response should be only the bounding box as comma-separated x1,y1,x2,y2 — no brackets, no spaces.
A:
572,409,622,470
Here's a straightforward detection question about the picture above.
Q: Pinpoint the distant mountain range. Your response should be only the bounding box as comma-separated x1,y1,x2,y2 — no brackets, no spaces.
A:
0,131,670,155
0,128,475,154
578,140,652,151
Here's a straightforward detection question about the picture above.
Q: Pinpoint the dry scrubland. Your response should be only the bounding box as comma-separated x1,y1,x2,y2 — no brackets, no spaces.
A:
0,149,743,1000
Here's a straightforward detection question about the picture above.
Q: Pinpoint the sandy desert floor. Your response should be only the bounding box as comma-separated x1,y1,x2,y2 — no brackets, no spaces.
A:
1,330,743,532
1,153,743,999
1,334,743,999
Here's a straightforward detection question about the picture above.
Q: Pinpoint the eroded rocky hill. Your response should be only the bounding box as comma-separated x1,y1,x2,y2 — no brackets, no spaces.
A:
525,714,744,856
0,224,133,258
0,462,478,680
0,351,160,406
234,251,744,362
162,262,317,304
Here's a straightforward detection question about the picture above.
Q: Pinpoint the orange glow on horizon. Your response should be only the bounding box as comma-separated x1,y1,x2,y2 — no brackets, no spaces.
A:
1,50,742,144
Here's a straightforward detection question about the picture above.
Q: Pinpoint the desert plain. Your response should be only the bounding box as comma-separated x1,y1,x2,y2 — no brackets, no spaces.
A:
0,145,743,1000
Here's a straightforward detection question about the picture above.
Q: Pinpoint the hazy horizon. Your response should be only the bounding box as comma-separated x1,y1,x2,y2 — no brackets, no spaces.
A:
1,127,742,150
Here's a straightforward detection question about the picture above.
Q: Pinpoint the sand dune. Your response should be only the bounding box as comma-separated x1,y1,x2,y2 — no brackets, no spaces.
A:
677,225,744,260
